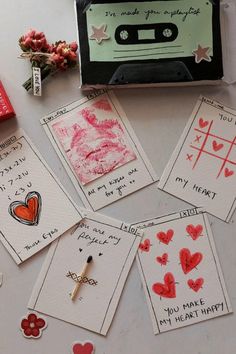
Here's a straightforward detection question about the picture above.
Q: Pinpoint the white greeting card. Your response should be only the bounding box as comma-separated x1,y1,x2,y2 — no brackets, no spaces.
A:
28,209,142,335
0,129,83,264
132,208,232,334
41,90,157,211
158,96,236,222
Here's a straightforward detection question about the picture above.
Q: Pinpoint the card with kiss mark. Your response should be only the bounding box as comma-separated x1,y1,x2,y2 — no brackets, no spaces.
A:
41,90,157,211
132,208,232,334
28,209,142,335
158,96,236,222
0,129,83,264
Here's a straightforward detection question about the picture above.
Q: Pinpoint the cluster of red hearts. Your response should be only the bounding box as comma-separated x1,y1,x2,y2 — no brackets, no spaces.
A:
139,224,204,299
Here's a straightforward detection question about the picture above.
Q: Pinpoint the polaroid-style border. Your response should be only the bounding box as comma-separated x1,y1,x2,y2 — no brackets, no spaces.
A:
131,207,232,334
158,96,236,223
41,90,157,211
28,214,142,335
0,132,83,265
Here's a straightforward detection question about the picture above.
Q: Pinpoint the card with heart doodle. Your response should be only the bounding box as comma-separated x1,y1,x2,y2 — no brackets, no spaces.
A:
41,90,157,211
158,96,236,222
0,129,83,264
28,209,142,335
132,208,232,334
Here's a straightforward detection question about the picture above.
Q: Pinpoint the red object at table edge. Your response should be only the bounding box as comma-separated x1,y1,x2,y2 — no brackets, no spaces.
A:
0,81,15,122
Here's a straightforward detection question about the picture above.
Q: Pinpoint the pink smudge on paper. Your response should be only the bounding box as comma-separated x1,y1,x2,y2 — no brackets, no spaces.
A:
52,99,136,185
92,99,112,112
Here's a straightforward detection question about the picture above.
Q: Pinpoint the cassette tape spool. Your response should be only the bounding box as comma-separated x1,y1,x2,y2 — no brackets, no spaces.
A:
115,23,178,45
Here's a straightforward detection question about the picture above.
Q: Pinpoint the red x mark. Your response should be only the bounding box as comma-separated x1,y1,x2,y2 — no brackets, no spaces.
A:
194,135,202,143
186,154,193,161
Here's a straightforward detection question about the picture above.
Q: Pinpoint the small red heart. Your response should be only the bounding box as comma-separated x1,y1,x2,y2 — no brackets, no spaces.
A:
72,342,94,354
224,168,234,177
179,248,203,274
156,229,174,245
188,278,204,292
152,272,176,298
156,253,168,265
199,118,209,128
139,239,151,252
186,224,203,240
212,140,223,152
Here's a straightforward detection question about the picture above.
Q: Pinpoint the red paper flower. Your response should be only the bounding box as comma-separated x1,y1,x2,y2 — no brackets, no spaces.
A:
20,313,47,339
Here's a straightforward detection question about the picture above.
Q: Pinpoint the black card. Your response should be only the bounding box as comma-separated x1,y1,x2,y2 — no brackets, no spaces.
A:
76,0,223,88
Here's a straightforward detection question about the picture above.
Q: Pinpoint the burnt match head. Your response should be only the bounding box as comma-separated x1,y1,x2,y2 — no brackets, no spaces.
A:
87,255,93,263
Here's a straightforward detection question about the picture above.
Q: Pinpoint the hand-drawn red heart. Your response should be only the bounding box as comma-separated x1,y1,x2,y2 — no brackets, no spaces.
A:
212,140,223,152
156,229,174,245
72,342,94,354
186,224,203,240
199,118,209,128
156,253,168,265
152,272,176,298
179,248,203,274
187,278,204,292
139,239,151,252
224,168,234,177
9,191,42,226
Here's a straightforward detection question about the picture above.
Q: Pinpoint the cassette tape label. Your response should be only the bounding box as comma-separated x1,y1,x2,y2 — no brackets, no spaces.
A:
138,29,155,41
86,0,213,62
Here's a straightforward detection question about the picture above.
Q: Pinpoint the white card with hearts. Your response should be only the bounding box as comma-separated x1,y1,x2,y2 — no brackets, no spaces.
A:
28,209,142,335
133,208,232,334
0,129,83,264
41,90,157,211
158,96,236,222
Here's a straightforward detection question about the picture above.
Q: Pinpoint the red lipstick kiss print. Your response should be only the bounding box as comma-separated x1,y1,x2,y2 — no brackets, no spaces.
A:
92,99,112,112
156,229,174,245
179,248,203,274
199,118,209,128
187,278,204,292
152,272,176,299
72,342,95,354
139,239,151,252
212,141,223,152
156,253,168,265
9,191,42,226
186,224,203,240
224,168,234,177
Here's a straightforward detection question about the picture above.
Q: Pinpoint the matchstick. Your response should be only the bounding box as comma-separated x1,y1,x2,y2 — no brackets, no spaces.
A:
71,256,93,301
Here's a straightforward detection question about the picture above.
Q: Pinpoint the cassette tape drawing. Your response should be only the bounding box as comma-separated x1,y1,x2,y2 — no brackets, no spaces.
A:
76,0,223,88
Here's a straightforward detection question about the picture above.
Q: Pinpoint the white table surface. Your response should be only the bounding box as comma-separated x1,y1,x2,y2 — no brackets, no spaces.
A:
0,1,235,353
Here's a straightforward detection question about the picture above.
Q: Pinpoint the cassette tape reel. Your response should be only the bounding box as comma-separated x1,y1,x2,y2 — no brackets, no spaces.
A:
115,23,178,45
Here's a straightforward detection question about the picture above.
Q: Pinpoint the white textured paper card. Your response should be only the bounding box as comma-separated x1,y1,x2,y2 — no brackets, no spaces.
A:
28,209,142,335
158,96,236,222
41,90,157,211
132,208,232,334
0,129,83,264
